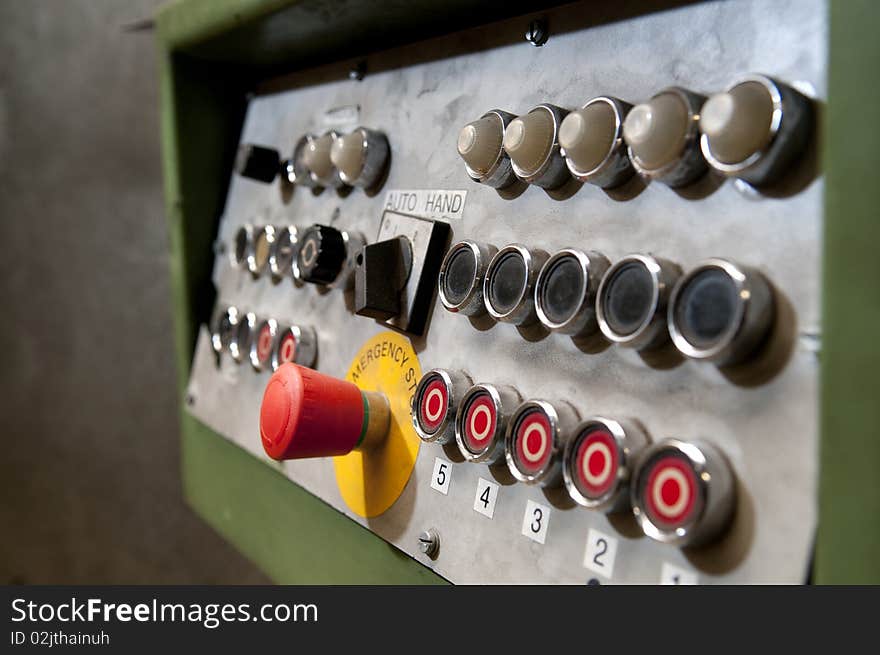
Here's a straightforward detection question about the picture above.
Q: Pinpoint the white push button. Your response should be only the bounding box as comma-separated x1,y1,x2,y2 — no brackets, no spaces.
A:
559,102,617,173
700,81,774,164
330,132,365,180
504,110,556,176
623,92,690,170
303,133,335,180
458,115,503,176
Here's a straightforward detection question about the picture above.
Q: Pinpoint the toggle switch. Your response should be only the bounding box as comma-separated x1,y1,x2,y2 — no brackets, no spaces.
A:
535,248,610,338
235,143,281,184
211,306,240,356
455,383,522,465
248,226,273,278
623,87,707,187
631,438,736,547
483,244,549,326
271,325,317,370
559,96,635,188
269,226,299,282
260,363,390,460
229,311,256,363
330,127,390,189
700,74,813,186
354,236,412,321
412,369,472,444
668,258,774,366
438,240,498,316
503,104,571,189
296,224,364,289
506,399,578,487
563,417,649,512
596,254,682,350
457,110,518,188
250,318,278,372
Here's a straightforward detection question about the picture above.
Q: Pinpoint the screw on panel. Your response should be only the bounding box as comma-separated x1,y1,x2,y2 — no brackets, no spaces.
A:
349,60,367,81
525,18,549,47
418,529,440,559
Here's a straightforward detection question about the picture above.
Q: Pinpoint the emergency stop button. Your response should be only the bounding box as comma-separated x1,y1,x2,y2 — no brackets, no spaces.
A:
260,363,389,460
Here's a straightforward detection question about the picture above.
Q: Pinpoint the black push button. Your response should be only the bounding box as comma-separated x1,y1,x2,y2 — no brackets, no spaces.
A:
235,143,281,184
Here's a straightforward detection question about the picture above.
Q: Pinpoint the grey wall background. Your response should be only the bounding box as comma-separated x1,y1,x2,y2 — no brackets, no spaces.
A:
0,1,268,583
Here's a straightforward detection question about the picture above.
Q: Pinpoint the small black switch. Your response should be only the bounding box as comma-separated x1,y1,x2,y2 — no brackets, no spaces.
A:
354,237,412,321
297,225,347,285
235,143,281,183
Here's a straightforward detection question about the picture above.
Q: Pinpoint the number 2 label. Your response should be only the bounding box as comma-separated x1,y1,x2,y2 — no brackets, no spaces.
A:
473,478,499,518
583,528,619,578
430,457,452,495
521,499,550,544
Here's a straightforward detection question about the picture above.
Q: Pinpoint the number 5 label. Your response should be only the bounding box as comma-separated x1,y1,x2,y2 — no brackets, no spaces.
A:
430,457,452,495
521,499,551,544
473,478,499,518
583,528,619,579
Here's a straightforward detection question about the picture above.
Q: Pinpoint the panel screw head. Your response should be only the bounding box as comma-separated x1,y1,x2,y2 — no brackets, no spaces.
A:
525,18,548,47
417,528,440,558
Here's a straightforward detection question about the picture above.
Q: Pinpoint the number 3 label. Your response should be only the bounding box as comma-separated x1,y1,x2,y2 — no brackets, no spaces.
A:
473,478,499,518
430,457,452,495
583,528,619,579
521,499,550,544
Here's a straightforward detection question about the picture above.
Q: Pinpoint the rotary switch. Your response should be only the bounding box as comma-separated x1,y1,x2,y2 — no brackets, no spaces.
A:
503,104,571,189
558,96,634,189
296,224,363,288
330,127,390,189
235,143,281,184
457,110,518,188
260,363,390,460
622,87,707,187
596,254,682,351
506,399,579,487
535,248,610,339
631,439,736,547
668,258,775,366
455,383,522,465
563,417,649,512
700,74,813,187
412,369,472,444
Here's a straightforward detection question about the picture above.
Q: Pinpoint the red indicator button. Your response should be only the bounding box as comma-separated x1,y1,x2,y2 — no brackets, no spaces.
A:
514,409,553,475
644,455,699,528
418,376,449,433
463,392,497,453
260,363,367,460
574,428,619,499
277,331,297,365
257,324,274,362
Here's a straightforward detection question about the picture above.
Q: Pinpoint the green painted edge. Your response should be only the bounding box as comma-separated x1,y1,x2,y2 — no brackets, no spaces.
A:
156,0,296,51
817,0,880,584
181,413,445,584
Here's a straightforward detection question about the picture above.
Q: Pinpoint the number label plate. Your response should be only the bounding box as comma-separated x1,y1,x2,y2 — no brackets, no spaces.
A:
521,499,551,544
430,457,452,495
473,478,499,518
583,528,619,579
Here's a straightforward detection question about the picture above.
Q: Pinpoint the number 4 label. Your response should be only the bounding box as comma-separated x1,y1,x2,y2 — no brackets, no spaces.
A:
430,457,452,495
583,528,619,579
521,499,550,544
473,478,499,518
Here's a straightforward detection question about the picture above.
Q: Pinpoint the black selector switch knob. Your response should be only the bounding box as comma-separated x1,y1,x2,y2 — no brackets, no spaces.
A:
297,225,347,286
354,237,413,321
235,143,281,183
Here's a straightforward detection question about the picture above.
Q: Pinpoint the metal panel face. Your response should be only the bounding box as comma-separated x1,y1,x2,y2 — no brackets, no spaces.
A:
186,0,825,583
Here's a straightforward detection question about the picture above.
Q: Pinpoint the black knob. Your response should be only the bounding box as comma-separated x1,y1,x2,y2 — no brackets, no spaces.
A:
354,237,412,321
235,143,281,183
297,225,347,285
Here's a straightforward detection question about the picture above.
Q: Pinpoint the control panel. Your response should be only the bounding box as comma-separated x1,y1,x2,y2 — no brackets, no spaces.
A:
185,0,824,583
